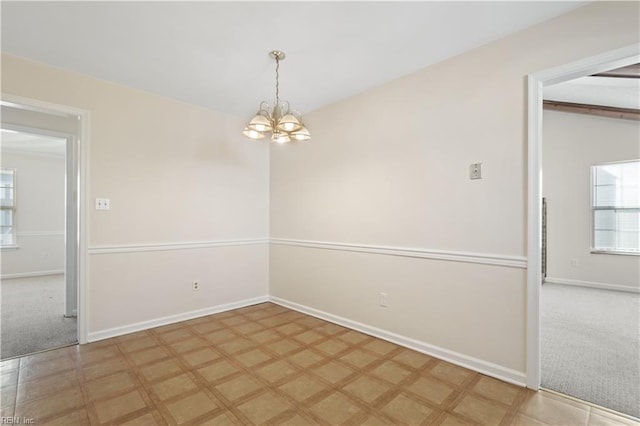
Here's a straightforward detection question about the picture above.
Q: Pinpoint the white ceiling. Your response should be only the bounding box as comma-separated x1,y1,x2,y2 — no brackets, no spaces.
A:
1,2,586,117
544,76,640,109
0,129,66,157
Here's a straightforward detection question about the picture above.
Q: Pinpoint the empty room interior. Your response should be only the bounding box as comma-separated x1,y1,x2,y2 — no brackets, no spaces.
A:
0,2,639,425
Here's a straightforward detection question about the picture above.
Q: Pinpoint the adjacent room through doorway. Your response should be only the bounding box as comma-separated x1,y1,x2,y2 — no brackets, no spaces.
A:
540,64,640,417
0,107,80,359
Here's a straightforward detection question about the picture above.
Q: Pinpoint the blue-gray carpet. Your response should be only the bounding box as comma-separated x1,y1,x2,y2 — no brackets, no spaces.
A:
541,283,640,418
1,274,77,359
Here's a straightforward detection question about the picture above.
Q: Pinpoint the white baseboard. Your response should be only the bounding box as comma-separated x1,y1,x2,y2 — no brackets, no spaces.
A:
1,270,64,279
64,308,78,318
87,295,269,342
544,277,639,294
269,296,526,387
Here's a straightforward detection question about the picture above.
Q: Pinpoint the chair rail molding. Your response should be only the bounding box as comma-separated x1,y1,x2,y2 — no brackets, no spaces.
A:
88,238,269,255
271,238,527,269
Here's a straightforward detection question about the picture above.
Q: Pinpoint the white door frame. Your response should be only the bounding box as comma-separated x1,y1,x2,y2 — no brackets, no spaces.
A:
526,43,640,389
64,132,78,319
1,93,90,344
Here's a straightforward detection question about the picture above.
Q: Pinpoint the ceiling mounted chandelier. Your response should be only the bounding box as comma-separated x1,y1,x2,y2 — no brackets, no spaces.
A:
243,50,311,143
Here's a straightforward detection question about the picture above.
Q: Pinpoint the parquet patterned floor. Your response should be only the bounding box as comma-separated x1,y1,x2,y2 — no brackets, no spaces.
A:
0,302,636,425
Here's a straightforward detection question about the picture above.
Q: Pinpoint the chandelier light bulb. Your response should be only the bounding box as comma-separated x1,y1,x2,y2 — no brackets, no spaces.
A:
291,126,311,141
277,113,303,132
242,127,265,139
271,130,291,144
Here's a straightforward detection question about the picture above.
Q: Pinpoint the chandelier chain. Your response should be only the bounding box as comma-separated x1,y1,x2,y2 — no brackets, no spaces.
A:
275,56,280,105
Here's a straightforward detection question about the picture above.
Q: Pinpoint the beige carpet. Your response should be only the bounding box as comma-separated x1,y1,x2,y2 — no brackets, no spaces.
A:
541,283,640,418
0,274,77,359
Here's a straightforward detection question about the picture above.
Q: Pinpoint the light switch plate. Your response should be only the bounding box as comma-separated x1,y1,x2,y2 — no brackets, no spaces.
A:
95,198,111,210
470,163,482,180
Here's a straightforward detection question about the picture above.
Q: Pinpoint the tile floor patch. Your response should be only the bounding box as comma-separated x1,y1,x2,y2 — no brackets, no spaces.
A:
314,339,349,356
382,393,434,424
139,358,184,382
393,349,433,369
430,362,473,386
276,323,305,336
294,330,325,344
235,348,273,368
288,349,325,368
453,395,509,425
339,330,371,344
279,375,327,401
472,376,521,405
76,345,120,365
197,359,239,383
255,360,297,383
170,337,208,354
237,391,291,424
129,347,169,366
340,349,379,369
233,322,264,334
215,374,263,401
519,392,590,425
310,392,362,424
15,387,83,422
407,376,456,405
93,390,147,424
364,339,398,355
118,336,157,353
266,339,301,355
342,375,391,403
217,338,255,354
84,371,136,401
158,328,193,343
16,370,79,404
180,348,220,368
371,360,412,384
312,361,355,384
248,329,281,344
166,391,218,424
150,374,198,401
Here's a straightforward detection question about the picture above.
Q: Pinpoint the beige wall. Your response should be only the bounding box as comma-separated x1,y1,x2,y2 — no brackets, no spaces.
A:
270,1,640,381
1,152,65,277
1,0,638,381
543,110,640,291
1,54,270,336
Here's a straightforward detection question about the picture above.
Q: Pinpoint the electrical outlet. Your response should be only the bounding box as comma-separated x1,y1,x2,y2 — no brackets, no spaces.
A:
379,292,388,307
192,280,200,291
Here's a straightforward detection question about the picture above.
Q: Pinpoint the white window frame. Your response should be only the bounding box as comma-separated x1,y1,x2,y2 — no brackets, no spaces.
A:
590,159,640,256
1,168,17,248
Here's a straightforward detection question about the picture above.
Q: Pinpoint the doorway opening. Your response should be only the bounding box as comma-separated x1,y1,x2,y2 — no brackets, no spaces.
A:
540,66,639,417
527,44,640,418
0,99,86,359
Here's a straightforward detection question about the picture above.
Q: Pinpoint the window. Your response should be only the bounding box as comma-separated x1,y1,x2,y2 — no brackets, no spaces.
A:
592,160,640,255
1,169,16,246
